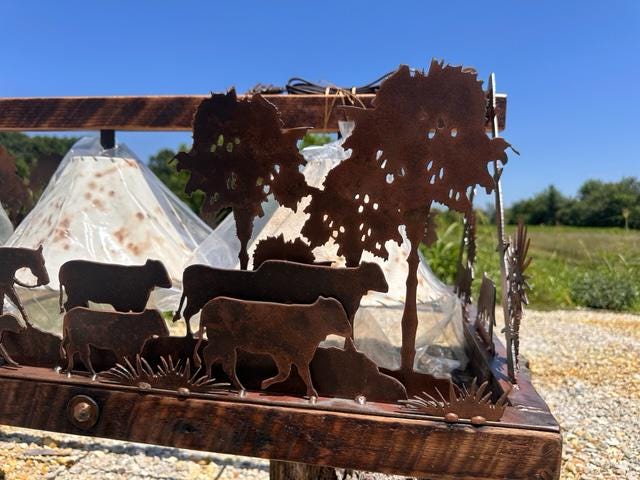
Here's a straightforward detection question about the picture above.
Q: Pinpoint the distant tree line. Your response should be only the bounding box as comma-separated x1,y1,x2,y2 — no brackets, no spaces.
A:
507,178,640,229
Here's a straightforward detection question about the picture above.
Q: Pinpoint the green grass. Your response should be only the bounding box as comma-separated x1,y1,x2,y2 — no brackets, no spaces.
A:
423,221,640,312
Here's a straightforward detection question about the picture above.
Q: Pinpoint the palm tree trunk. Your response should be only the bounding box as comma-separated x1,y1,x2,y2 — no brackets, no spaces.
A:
234,209,253,270
400,217,424,373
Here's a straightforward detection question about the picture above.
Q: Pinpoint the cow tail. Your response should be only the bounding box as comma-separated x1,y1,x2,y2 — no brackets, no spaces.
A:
173,292,186,323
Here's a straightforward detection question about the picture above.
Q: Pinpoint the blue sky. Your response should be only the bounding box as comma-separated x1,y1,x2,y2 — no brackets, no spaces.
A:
1,1,638,206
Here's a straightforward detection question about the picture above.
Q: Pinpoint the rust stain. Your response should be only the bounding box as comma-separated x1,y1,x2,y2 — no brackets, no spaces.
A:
114,228,127,243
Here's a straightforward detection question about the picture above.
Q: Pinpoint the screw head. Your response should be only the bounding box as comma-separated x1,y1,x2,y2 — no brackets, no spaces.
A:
67,395,99,430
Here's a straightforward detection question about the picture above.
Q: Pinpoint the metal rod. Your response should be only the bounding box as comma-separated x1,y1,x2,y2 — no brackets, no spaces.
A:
100,129,115,149
489,73,515,383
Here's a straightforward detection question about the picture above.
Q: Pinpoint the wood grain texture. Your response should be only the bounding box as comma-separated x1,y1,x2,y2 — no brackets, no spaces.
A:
0,94,507,133
0,372,561,479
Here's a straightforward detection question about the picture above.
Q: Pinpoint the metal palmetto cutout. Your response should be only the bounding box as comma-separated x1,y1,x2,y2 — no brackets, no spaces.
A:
505,221,532,375
401,378,509,423
174,89,311,270
100,355,230,394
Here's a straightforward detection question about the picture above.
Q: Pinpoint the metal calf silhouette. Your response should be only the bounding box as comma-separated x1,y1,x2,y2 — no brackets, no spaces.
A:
61,308,169,377
0,314,25,366
174,260,388,337
0,246,49,326
59,259,172,313
194,296,352,397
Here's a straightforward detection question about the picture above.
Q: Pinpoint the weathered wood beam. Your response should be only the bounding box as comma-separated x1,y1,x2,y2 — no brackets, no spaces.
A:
0,370,560,479
0,94,507,133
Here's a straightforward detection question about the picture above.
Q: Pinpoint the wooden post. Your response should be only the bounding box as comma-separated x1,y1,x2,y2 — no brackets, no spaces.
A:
270,461,340,480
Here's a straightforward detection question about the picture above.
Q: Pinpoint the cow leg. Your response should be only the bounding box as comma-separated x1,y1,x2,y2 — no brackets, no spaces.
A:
222,349,245,392
6,287,30,327
296,362,318,398
79,344,96,379
202,342,221,379
184,315,193,337
65,348,76,375
182,309,195,337
261,357,292,391
0,344,18,367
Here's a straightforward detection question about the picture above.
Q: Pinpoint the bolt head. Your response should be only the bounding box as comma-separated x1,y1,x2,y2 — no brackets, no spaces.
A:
471,415,487,426
444,412,459,423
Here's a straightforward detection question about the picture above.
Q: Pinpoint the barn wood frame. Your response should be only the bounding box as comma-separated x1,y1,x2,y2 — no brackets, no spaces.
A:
0,87,562,480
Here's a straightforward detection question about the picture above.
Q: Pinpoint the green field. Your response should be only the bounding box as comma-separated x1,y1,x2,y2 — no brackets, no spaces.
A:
423,222,640,312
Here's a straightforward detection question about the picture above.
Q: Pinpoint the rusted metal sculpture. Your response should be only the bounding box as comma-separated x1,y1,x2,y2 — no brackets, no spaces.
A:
101,355,230,394
194,297,352,397
0,146,30,226
303,62,511,377
173,260,388,337
140,336,406,402
0,245,50,325
505,221,531,378
304,346,407,402
0,314,24,366
174,89,311,270
454,210,477,312
2,325,64,368
401,378,509,423
476,273,497,355
59,259,172,313
61,308,169,377
252,234,318,269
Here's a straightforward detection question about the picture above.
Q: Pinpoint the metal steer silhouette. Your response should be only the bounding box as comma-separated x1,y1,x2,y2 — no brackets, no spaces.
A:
174,260,388,337
59,259,172,313
194,296,352,397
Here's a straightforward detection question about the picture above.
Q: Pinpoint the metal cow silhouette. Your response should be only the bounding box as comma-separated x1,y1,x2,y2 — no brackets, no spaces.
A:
194,296,352,397
0,246,49,326
174,260,388,336
59,259,172,313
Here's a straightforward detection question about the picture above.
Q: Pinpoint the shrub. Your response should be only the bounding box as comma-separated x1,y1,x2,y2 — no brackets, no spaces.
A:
422,222,460,284
570,268,638,311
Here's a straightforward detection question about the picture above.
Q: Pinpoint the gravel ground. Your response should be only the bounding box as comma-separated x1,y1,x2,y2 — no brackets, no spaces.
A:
0,309,638,479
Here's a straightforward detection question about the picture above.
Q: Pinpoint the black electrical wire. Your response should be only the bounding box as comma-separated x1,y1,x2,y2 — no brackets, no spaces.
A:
246,70,403,96
285,71,396,95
